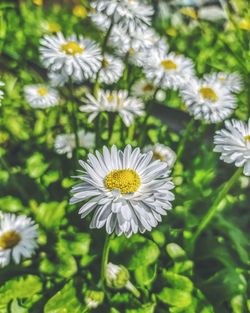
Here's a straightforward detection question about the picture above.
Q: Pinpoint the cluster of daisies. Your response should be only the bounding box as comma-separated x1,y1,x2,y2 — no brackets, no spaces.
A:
1,0,250,268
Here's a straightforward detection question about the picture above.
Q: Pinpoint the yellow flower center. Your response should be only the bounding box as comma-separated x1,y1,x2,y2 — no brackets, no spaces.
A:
48,22,61,33
107,94,115,102
199,87,218,102
239,19,250,31
102,59,110,68
129,48,135,56
244,135,250,142
73,5,87,18
61,41,84,55
142,83,154,92
0,231,21,250
161,59,177,70
37,87,48,96
105,169,141,194
179,7,198,20
153,152,165,161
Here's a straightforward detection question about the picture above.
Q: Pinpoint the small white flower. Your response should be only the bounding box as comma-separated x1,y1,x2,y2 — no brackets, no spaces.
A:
144,144,176,168
70,145,175,237
0,214,38,267
40,33,102,82
110,24,165,67
80,89,144,127
55,130,95,158
48,70,69,87
180,78,237,124
24,84,59,109
204,72,243,93
98,54,124,84
0,81,4,105
92,0,154,32
144,48,195,89
132,78,156,99
214,119,250,176
89,10,112,31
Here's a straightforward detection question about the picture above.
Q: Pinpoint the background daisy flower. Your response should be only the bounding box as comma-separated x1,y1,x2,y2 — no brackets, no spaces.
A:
80,89,144,127
24,84,59,109
144,49,195,89
204,72,243,93
70,145,175,237
144,144,177,169
0,214,38,267
214,119,250,176
40,33,102,81
180,78,237,123
98,54,124,84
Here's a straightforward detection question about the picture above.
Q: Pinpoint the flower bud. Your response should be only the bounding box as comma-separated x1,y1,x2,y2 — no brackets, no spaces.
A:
84,290,104,309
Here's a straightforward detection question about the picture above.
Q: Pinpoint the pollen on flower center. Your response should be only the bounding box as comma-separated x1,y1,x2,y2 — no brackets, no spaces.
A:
105,169,141,194
37,86,48,96
161,59,177,70
143,83,154,92
244,134,250,142
199,87,218,102
0,231,21,250
102,59,110,68
61,41,84,55
153,152,165,161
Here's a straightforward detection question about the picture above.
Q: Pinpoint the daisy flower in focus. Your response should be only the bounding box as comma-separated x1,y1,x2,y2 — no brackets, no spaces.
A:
98,54,124,84
214,119,250,176
132,79,156,99
0,213,38,267
55,130,95,158
24,84,59,109
144,144,176,169
70,145,175,237
0,81,4,105
144,49,195,89
204,72,243,93
92,0,154,32
40,33,102,82
180,78,237,123
80,89,144,127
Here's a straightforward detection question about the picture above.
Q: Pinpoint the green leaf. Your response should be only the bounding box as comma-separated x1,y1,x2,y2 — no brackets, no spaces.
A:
128,240,160,269
26,152,49,178
166,243,186,260
126,302,156,313
31,201,67,229
0,275,42,305
134,264,157,287
162,270,193,292
157,288,192,308
44,281,83,313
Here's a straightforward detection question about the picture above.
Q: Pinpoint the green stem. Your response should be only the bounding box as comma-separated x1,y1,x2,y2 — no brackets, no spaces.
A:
176,118,195,160
190,167,242,247
68,81,79,158
100,235,112,288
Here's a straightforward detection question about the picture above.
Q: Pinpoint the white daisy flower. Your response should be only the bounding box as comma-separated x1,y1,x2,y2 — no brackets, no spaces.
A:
40,32,102,82
198,5,226,21
204,72,243,93
180,78,237,123
214,119,250,176
55,130,95,158
70,145,175,237
48,70,69,87
92,0,154,32
144,144,176,169
90,10,112,31
0,81,4,105
110,24,160,56
98,54,124,84
24,84,59,109
80,89,144,127
132,78,156,99
0,214,38,267
144,48,195,89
